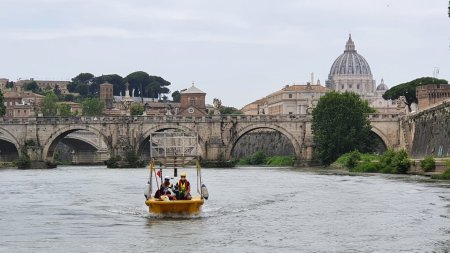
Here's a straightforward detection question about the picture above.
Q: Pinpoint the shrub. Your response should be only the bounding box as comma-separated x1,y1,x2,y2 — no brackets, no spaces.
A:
345,151,361,169
351,162,380,173
431,168,450,180
420,156,436,172
391,149,410,174
250,151,267,165
14,156,31,169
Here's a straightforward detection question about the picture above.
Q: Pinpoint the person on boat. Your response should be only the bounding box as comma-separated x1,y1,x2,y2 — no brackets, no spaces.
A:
160,176,176,200
176,172,191,200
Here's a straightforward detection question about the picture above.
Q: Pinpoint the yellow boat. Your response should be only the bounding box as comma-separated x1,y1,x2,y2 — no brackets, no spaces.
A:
145,196,204,215
144,132,208,215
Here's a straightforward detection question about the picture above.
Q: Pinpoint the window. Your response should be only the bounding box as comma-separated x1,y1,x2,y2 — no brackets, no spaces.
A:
357,84,360,89
189,98,196,106
288,94,292,98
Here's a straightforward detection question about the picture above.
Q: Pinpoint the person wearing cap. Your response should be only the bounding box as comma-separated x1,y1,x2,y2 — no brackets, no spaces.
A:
160,176,176,200
176,172,191,200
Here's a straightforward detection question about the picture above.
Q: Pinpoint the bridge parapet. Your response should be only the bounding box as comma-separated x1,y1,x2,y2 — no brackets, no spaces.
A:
367,113,402,121
0,114,310,125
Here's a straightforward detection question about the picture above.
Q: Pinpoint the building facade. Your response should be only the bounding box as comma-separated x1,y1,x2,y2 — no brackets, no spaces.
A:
179,84,207,117
416,84,450,110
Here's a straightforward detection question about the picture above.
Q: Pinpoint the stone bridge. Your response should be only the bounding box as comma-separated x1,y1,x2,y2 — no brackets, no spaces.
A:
0,113,406,166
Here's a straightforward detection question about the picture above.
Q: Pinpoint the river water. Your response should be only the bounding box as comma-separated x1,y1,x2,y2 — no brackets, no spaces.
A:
0,166,450,253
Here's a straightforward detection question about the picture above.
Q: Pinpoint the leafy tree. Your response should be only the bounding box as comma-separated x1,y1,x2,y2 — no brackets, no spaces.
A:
172,90,181,102
53,84,62,96
383,77,448,109
41,92,59,116
6,81,14,89
62,94,75,102
0,90,5,116
68,72,94,93
148,75,170,100
24,81,41,93
130,103,144,115
75,83,89,96
58,104,72,116
81,98,105,116
126,71,150,102
312,91,375,165
126,72,171,101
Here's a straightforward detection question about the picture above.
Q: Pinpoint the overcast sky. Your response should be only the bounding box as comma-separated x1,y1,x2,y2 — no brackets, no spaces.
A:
0,0,449,108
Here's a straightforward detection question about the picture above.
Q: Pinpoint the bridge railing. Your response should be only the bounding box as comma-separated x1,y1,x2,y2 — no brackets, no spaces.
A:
0,113,400,124
0,114,311,124
367,113,402,121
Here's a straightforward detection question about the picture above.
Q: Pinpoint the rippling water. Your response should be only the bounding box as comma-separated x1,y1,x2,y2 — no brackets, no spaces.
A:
0,166,449,252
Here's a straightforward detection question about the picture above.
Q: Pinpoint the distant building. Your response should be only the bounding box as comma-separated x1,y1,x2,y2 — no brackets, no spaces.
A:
247,82,330,115
3,91,44,117
0,78,9,90
178,84,207,117
326,34,375,97
416,84,450,110
15,79,69,94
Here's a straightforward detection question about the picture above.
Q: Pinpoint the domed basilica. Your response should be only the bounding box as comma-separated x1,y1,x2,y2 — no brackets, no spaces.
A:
326,34,395,112
241,34,397,115
326,34,375,96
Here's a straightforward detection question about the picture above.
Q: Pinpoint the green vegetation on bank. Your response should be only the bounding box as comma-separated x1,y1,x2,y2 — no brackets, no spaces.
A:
420,156,436,172
236,151,296,166
432,168,450,180
334,149,410,174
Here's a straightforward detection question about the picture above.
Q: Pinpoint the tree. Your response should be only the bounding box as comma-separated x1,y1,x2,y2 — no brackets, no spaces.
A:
53,84,62,96
68,73,94,93
126,71,150,102
172,90,181,102
41,92,59,116
58,104,72,116
126,72,171,101
24,81,41,93
312,91,375,165
0,90,5,116
383,77,448,109
130,103,144,115
81,98,105,116
147,75,170,100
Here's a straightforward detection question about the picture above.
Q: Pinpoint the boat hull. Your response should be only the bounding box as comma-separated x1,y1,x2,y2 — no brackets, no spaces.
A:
145,196,204,215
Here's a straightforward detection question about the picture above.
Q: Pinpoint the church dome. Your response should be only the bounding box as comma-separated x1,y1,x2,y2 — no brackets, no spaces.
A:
328,35,372,76
376,78,388,91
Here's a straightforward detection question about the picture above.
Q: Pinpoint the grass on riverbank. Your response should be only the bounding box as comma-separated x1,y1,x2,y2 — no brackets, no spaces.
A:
431,168,450,180
236,151,296,166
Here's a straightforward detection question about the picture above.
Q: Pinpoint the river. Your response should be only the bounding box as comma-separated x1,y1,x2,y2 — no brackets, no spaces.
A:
0,166,449,253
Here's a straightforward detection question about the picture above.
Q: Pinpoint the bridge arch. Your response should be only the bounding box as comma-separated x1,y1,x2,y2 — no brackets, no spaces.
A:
0,127,21,162
138,124,205,159
0,127,20,151
225,123,302,160
42,125,111,161
370,125,390,149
